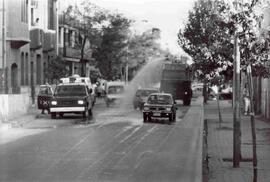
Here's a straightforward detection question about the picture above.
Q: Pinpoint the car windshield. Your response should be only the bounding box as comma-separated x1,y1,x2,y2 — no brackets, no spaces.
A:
147,95,172,105
39,87,52,95
136,89,158,97
108,85,124,94
54,85,86,96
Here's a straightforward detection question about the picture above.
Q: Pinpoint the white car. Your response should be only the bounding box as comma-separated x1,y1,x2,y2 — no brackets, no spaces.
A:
105,81,125,107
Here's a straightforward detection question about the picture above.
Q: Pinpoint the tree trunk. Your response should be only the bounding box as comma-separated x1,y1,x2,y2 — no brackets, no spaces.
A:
217,86,223,127
247,65,258,182
80,37,87,77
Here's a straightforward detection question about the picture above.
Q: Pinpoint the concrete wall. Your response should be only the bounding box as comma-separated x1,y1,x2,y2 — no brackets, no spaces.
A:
0,92,32,122
7,0,29,42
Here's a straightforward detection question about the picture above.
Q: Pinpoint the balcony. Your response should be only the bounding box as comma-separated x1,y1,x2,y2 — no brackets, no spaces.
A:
30,28,44,50
6,1,30,49
43,31,56,52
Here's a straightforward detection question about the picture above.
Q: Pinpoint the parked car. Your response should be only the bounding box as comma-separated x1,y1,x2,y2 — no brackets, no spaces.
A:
133,87,159,110
105,81,125,107
49,83,93,119
37,84,54,113
142,93,177,123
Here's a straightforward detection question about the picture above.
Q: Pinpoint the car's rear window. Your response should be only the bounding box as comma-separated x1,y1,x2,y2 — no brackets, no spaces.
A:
54,85,86,96
39,87,52,95
136,89,158,97
147,95,172,105
108,86,124,94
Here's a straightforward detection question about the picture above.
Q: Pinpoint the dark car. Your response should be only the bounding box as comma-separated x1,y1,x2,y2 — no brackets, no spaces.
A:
37,84,54,112
49,83,93,119
142,93,177,123
133,88,159,110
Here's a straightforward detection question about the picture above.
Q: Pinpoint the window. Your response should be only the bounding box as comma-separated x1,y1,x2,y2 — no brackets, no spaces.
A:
25,53,29,85
21,0,28,23
31,8,34,26
48,0,54,29
36,55,41,85
21,53,25,85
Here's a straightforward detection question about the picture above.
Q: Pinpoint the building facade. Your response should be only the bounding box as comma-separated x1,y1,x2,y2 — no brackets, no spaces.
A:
58,12,93,78
0,0,58,123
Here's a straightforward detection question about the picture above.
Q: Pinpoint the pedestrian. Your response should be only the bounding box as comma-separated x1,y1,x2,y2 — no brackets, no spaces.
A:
243,83,250,115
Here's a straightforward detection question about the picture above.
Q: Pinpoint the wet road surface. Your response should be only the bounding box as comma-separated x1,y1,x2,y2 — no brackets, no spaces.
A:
0,99,198,182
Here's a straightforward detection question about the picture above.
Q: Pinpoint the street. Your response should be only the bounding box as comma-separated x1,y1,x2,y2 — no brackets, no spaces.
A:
0,98,203,182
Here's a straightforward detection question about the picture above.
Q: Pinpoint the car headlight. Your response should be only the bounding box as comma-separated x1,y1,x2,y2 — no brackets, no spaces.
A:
166,107,171,111
144,107,149,111
78,100,84,105
51,101,57,105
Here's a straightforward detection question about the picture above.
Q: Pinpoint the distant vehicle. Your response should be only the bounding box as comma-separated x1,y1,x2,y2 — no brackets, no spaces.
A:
60,75,95,106
49,83,93,119
192,82,204,98
160,61,192,106
142,93,177,123
105,81,125,107
37,84,53,112
219,84,233,100
133,87,159,110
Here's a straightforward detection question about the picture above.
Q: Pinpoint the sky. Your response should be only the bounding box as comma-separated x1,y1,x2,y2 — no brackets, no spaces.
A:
60,0,196,55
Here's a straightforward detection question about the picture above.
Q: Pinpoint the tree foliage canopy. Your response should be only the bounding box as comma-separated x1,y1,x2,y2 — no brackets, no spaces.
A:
45,56,69,83
178,0,270,83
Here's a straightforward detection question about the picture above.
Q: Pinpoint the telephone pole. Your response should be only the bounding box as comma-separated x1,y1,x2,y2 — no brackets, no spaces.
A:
232,0,241,168
233,33,241,167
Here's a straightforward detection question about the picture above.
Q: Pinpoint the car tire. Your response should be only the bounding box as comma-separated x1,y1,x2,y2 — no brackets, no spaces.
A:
88,109,92,117
143,114,148,123
82,110,87,119
169,114,173,122
173,113,176,122
59,113,64,118
51,112,56,119
183,98,191,106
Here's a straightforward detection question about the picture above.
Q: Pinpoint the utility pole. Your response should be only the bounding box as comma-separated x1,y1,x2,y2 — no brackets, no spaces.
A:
233,33,241,168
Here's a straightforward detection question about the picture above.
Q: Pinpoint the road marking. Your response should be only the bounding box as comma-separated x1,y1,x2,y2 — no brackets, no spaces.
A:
41,129,95,178
120,125,142,143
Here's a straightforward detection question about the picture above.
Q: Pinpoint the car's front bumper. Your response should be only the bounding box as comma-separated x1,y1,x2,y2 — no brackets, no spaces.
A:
50,107,86,112
143,111,173,118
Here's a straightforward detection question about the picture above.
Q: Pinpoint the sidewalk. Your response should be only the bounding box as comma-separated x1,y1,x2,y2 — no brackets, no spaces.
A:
0,98,107,130
205,100,270,182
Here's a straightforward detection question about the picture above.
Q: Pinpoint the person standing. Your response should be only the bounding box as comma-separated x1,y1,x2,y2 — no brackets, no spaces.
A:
243,83,250,115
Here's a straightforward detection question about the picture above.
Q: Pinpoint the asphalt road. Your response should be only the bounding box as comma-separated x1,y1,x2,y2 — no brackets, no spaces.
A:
0,99,198,182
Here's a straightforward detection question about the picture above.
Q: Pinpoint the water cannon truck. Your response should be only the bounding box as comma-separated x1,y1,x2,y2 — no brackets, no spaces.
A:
160,59,192,106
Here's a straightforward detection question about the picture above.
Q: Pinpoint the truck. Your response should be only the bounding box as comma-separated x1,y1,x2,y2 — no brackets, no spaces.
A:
160,61,192,106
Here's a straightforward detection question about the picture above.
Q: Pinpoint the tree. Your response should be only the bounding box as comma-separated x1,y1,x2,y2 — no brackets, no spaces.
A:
44,56,69,84
94,13,132,80
64,1,108,76
178,0,269,82
179,0,270,176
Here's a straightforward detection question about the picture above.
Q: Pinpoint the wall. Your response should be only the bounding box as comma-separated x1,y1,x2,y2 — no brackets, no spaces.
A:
0,93,31,122
7,0,29,42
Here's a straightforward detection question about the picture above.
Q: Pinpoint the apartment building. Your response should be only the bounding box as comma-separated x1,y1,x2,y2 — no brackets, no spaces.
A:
58,13,93,78
0,0,58,122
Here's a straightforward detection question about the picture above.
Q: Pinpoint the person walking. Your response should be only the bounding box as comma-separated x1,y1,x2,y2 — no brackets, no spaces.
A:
243,83,250,115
